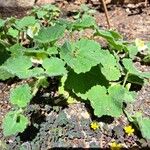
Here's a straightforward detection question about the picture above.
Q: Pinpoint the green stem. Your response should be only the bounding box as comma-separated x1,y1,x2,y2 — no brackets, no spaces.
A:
123,72,129,87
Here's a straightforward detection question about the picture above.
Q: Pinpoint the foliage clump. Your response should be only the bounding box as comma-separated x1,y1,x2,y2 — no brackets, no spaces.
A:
0,4,150,140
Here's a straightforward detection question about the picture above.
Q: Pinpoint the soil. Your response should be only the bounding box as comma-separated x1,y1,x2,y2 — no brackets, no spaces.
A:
0,1,150,149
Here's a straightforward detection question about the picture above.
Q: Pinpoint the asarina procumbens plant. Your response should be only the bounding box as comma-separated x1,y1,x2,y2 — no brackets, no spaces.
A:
0,4,150,140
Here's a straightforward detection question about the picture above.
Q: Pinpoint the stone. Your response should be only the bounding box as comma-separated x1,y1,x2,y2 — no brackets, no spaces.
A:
0,0,35,7
36,0,55,5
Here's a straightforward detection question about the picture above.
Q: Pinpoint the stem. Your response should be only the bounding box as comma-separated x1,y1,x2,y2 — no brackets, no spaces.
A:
123,72,129,87
100,0,111,29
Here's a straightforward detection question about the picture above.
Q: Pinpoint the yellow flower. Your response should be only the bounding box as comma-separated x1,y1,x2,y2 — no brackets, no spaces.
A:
90,121,100,130
124,125,134,136
110,141,122,150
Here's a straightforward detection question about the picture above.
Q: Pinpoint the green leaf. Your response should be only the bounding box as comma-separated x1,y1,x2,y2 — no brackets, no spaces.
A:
127,44,138,59
47,46,58,55
98,50,121,81
58,75,78,104
7,27,19,38
101,65,121,81
42,57,67,76
0,45,10,65
35,24,65,43
64,66,109,100
87,85,123,117
36,10,47,19
138,118,150,139
122,58,150,79
95,29,125,51
0,66,14,81
73,14,96,30
10,84,32,108
3,56,44,78
108,85,136,103
127,113,150,140
15,16,36,30
2,111,29,136
0,18,5,28
8,44,24,56
60,38,103,74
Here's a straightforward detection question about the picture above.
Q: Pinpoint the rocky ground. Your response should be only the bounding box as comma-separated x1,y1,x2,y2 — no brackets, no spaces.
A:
0,1,150,149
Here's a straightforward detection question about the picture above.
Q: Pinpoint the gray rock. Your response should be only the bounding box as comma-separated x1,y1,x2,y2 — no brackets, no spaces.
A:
0,0,35,7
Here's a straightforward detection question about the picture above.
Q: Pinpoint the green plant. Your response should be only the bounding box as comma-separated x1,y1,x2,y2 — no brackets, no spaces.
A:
0,4,150,140
2,84,32,136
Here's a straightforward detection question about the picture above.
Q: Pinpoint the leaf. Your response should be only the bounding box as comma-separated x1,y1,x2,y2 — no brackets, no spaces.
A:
73,14,96,30
58,75,78,104
0,66,14,81
7,27,19,38
10,84,32,108
3,56,44,78
0,18,5,28
64,66,109,100
15,16,36,30
87,85,123,117
95,29,125,51
47,46,58,55
35,24,65,43
101,65,121,81
0,45,10,65
127,44,138,59
108,84,136,103
60,38,103,74
36,10,47,19
122,58,150,79
99,50,121,81
42,57,67,76
8,44,24,56
2,111,29,136
138,118,150,139
127,113,150,140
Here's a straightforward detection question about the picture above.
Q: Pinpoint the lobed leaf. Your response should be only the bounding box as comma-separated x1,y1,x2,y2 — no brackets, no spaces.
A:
15,16,36,30
2,111,29,136
10,84,32,108
60,38,103,74
3,56,44,78
87,85,123,117
42,57,67,76
64,66,109,100
122,58,150,79
35,24,65,43
73,14,96,30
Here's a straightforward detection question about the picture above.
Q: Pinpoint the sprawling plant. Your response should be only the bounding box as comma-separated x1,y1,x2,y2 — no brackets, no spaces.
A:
0,4,150,139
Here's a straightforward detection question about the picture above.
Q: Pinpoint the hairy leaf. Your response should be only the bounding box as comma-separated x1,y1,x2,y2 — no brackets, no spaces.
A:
101,65,121,81
0,66,14,80
87,85,126,117
64,66,109,100
122,58,150,79
3,56,44,78
95,29,125,51
73,14,96,30
60,38,103,73
15,16,36,30
42,57,67,76
35,24,65,43
138,118,150,139
2,111,29,136
99,50,121,81
10,84,32,108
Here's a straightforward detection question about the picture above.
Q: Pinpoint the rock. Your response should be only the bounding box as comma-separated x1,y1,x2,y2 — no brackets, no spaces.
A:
0,0,35,7
36,0,55,5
